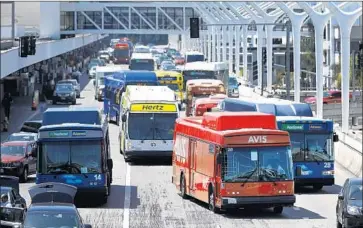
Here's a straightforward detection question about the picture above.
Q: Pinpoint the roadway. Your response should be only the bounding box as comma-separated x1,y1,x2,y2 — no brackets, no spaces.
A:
18,64,356,228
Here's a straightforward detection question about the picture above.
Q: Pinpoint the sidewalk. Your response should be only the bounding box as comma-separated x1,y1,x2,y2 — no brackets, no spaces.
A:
0,96,45,143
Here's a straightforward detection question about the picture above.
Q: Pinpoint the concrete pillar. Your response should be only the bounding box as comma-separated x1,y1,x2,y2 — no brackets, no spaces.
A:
242,26,248,81
228,26,234,73
211,27,216,62
204,32,208,58
235,26,241,76
208,29,212,62
216,26,221,62
257,26,263,88
266,25,273,92
222,27,227,62
329,18,335,87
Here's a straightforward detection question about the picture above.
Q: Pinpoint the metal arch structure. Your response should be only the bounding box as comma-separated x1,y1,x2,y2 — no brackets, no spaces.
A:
60,2,210,35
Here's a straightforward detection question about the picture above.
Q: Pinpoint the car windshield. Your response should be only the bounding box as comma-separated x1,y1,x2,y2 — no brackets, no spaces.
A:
349,184,363,200
128,113,178,140
24,211,81,228
229,77,238,86
163,65,176,70
56,84,73,92
8,134,36,141
221,146,293,182
41,140,102,174
1,145,25,156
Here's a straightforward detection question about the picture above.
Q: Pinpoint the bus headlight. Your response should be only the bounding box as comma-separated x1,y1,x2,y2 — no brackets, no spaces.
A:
322,170,334,175
219,85,225,92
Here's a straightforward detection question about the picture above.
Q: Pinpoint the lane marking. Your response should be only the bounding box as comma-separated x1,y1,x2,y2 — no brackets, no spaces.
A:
123,163,131,228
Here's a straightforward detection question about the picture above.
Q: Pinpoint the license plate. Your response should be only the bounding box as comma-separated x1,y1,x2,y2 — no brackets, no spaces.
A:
0,169,4,173
61,97,65,100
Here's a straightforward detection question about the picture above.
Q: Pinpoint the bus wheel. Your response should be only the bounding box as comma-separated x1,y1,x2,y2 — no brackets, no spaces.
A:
180,174,188,199
313,184,323,191
208,187,221,213
116,115,119,126
273,206,283,214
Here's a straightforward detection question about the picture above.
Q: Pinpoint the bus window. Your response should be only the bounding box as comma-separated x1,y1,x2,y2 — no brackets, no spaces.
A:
130,59,155,71
186,55,204,63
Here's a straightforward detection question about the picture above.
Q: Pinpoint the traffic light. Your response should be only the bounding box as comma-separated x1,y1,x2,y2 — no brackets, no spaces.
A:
190,18,200,39
262,48,267,65
19,36,29,57
28,36,36,55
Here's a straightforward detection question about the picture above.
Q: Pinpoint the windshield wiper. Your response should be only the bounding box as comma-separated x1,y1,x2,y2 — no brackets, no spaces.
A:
260,168,278,186
47,162,88,178
154,127,167,143
239,168,257,186
140,127,154,143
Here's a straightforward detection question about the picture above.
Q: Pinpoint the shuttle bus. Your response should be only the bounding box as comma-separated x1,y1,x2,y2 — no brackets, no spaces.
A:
155,70,184,107
113,43,131,64
119,86,179,162
94,66,124,101
172,112,295,213
129,53,155,71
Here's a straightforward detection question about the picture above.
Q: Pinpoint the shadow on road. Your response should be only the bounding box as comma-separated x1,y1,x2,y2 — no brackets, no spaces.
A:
129,158,172,166
77,185,140,209
295,184,342,195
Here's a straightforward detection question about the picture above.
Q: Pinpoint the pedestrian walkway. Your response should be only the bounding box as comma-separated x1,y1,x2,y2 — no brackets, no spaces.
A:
0,96,45,142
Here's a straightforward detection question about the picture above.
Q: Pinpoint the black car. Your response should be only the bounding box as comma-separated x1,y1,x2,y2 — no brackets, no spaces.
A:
0,207,25,228
53,83,77,105
336,177,363,228
20,120,42,133
0,176,27,208
24,182,92,228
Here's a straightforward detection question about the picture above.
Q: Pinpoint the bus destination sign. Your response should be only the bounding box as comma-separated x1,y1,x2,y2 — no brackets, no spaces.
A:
131,103,177,112
281,124,304,131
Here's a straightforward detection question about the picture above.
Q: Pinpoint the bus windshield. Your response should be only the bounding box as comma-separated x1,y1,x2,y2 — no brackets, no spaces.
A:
290,133,333,162
221,146,293,183
186,55,204,63
130,59,154,71
128,113,177,140
166,84,180,92
41,140,102,174
114,49,129,58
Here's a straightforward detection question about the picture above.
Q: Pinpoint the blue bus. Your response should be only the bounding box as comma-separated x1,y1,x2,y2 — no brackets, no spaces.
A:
105,71,159,125
215,98,339,190
36,123,112,205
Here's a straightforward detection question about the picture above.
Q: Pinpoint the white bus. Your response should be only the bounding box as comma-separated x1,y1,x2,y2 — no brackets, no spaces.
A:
129,53,155,71
94,65,125,101
133,45,151,53
119,85,179,162
184,51,205,63
182,61,229,90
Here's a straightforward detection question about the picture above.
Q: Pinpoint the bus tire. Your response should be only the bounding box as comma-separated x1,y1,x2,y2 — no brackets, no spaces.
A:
20,167,28,183
313,184,323,191
273,206,283,214
180,174,188,199
208,185,221,214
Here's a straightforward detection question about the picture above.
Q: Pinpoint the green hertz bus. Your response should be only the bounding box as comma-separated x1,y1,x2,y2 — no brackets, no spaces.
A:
36,123,113,205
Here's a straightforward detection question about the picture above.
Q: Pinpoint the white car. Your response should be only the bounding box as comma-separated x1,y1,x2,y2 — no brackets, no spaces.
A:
89,66,97,79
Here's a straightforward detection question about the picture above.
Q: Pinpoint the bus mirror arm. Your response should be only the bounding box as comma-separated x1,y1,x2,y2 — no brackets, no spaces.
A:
121,114,127,122
333,133,339,142
93,80,95,86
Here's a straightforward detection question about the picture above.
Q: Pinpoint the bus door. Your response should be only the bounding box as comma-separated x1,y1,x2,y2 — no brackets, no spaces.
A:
189,139,197,195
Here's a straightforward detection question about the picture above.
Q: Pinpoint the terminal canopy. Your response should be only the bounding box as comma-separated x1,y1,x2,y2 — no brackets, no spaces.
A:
28,182,77,204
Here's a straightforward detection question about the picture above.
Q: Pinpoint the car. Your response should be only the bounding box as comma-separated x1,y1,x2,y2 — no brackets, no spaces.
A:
0,141,37,182
6,132,38,142
0,206,25,228
88,66,97,79
173,56,185,65
0,176,27,209
160,63,176,71
71,71,82,84
53,83,77,105
228,76,241,98
20,120,42,133
58,79,81,98
304,90,352,104
98,51,111,63
336,177,363,228
23,183,92,228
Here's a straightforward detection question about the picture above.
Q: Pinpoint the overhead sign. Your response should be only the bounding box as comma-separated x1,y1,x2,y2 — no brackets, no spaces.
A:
49,131,69,137
130,103,177,112
281,124,304,131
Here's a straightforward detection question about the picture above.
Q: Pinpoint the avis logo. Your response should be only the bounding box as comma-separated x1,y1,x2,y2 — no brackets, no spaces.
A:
248,136,267,143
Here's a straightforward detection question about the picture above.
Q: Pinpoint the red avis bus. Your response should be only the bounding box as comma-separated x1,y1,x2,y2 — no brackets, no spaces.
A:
114,43,131,64
172,112,295,214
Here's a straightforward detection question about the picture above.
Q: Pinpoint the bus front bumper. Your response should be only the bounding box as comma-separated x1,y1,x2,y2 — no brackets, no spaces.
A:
76,186,108,197
220,195,296,209
294,177,334,186
124,150,172,159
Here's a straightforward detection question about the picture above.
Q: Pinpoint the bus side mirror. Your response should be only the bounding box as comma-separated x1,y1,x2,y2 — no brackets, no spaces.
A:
128,65,131,69
238,82,241,86
295,166,302,176
121,114,127,122
333,133,339,142
107,159,113,170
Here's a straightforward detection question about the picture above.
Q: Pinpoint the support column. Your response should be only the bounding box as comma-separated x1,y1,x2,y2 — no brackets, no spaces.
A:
204,32,208,58
314,24,325,119
292,23,302,102
243,26,248,81
182,34,187,52
266,25,273,92
235,26,241,77
329,18,335,88
212,27,216,62
222,27,227,62
216,26,221,62
340,28,351,133
228,26,234,73
257,26,263,88
208,29,212,62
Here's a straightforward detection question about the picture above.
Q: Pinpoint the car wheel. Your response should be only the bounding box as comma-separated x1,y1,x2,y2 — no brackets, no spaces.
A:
20,167,28,183
72,100,76,105
336,216,342,228
180,174,188,199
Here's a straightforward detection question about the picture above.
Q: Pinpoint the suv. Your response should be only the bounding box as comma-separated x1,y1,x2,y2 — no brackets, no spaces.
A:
58,79,81,98
53,83,77,105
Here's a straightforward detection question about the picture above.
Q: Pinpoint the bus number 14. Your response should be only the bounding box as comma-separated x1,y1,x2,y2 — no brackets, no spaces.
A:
94,174,102,180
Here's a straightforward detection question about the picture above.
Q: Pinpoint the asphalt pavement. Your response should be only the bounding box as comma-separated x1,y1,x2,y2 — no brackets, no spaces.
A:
17,67,357,228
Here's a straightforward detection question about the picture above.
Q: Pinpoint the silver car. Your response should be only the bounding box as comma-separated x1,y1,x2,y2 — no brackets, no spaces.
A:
57,79,80,98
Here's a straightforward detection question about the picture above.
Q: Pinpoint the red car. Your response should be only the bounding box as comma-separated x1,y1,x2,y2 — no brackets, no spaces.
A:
304,90,352,104
173,56,185,65
0,141,37,182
